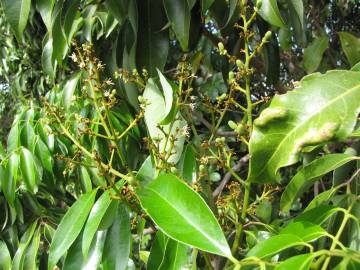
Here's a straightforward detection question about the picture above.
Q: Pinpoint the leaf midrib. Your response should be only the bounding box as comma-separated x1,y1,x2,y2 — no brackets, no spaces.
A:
144,186,229,257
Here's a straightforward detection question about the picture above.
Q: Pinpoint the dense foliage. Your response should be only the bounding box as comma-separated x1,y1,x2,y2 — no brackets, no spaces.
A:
0,0,360,269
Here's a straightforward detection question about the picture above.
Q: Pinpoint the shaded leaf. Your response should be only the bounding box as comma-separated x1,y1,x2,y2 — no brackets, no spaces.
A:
304,36,329,73
36,0,55,31
275,253,314,270
102,204,131,270
12,222,38,270
163,0,191,51
63,72,82,110
20,148,39,194
48,189,97,270
82,190,112,257
138,173,232,257
280,154,357,212
2,152,19,206
258,0,285,28
339,32,360,67
137,0,169,76
23,227,41,270
247,234,306,258
280,221,327,242
0,0,31,41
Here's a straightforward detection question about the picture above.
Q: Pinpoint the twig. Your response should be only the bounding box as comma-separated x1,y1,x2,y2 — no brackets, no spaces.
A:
193,112,237,137
212,155,249,198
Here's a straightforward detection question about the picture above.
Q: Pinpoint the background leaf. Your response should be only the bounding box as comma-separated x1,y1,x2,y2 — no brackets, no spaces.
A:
303,36,329,73
0,0,31,41
48,189,97,270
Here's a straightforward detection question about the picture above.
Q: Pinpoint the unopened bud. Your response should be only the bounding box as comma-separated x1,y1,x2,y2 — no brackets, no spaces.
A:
170,167,178,174
236,59,244,69
264,31,272,41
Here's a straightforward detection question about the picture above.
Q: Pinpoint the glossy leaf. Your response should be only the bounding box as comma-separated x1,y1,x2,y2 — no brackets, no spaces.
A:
295,205,340,224
305,188,338,211
280,221,327,242
82,190,112,257
104,0,128,25
42,34,57,78
136,156,155,185
7,123,20,152
247,234,306,258
157,69,177,125
289,0,304,29
339,32,360,67
23,227,41,270
178,145,196,183
0,0,31,41
2,152,19,206
138,173,232,257
48,189,97,270
143,79,186,163
258,0,285,28
163,0,190,51
275,253,314,270
280,154,357,212
148,231,189,270
304,36,329,73
0,240,11,270
102,204,131,270
36,0,54,31
249,71,360,183
12,222,38,270
63,72,82,110
20,148,39,194
35,136,53,173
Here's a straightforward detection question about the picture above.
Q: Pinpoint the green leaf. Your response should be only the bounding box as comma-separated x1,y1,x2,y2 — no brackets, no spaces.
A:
102,204,131,270
201,0,215,12
137,0,169,76
7,123,20,152
63,72,82,110
143,79,187,163
36,0,55,31
82,231,107,270
148,231,189,270
23,227,41,270
258,0,285,28
147,231,168,269
35,136,53,173
79,166,93,193
63,0,83,44
275,253,314,270
157,69,176,125
256,200,272,223
303,36,329,73
48,189,97,270
0,240,11,270
20,148,39,194
136,156,156,186
104,0,128,25
137,173,232,257
82,190,112,257
12,222,38,270
280,154,357,212
280,221,327,242
51,4,68,65
2,152,19,206
163,0,190,51
247,234,306,258
351,62,360,72
225,0,239,27
0,0,31,41
288,0,304,29
42,34,57,78
305,188,338,211
339,32,360,67
295,205,340,224
178,145,196,183
249,70,360,183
